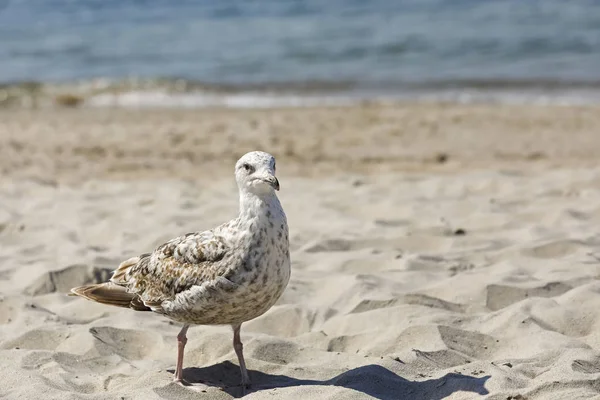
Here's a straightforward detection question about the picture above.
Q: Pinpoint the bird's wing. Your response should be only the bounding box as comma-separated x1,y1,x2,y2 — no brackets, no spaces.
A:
108,229,231,310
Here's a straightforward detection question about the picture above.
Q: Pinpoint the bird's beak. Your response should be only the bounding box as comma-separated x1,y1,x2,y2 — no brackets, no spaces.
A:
262,175,280,191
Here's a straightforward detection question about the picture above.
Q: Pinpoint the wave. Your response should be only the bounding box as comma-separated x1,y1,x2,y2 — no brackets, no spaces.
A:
2,77,600,109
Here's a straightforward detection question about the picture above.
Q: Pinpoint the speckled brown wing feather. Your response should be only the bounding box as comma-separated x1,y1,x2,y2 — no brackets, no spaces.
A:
109,230,229,311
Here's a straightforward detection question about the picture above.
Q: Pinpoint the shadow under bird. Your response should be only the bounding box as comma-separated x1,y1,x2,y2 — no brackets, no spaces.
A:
70,151,290,391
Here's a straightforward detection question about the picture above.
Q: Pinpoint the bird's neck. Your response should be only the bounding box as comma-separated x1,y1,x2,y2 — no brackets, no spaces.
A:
235,191,288,254
238,191,284,224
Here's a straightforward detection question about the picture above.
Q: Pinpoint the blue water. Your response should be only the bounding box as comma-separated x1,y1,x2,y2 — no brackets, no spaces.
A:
1,0,600,104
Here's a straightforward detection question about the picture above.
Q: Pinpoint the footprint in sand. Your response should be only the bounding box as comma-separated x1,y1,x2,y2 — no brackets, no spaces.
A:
486,282,573,311
23,264,113,296
521,239,581,259
89,326,163,360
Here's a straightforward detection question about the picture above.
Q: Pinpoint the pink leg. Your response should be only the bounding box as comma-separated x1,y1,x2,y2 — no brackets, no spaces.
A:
174,324,189,383
232,323,251,387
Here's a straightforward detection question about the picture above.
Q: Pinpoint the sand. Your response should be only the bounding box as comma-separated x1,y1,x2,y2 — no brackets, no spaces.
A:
1,103,600,399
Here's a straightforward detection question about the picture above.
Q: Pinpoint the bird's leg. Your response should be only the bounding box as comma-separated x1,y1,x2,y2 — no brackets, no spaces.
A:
232,323,251,388
174,324,190,383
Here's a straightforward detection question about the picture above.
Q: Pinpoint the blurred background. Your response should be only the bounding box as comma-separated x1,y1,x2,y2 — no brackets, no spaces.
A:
1,0,600,107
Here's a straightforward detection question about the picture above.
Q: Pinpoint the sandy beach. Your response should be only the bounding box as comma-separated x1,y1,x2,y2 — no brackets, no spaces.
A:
1,103,600,399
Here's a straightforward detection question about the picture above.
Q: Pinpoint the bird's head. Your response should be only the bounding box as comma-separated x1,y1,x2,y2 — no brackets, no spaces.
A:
235,151,279,196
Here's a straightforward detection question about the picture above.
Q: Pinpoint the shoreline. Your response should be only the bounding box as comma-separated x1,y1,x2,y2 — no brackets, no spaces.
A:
3,77,600,109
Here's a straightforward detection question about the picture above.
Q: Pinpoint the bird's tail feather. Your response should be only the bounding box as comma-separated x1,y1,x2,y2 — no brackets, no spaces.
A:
69,282,150,311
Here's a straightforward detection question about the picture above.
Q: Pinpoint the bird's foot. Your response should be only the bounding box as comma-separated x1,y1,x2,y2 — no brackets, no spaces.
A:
220,381,251,396
241,381,251,394
173,377,191,386
173,377,213,392
173,377,211,385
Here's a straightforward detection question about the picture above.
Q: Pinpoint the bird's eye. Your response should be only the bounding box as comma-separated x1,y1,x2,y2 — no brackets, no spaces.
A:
242,163,254,172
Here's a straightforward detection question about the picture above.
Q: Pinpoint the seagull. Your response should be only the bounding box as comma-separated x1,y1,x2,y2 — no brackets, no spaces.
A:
70,151,290,390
